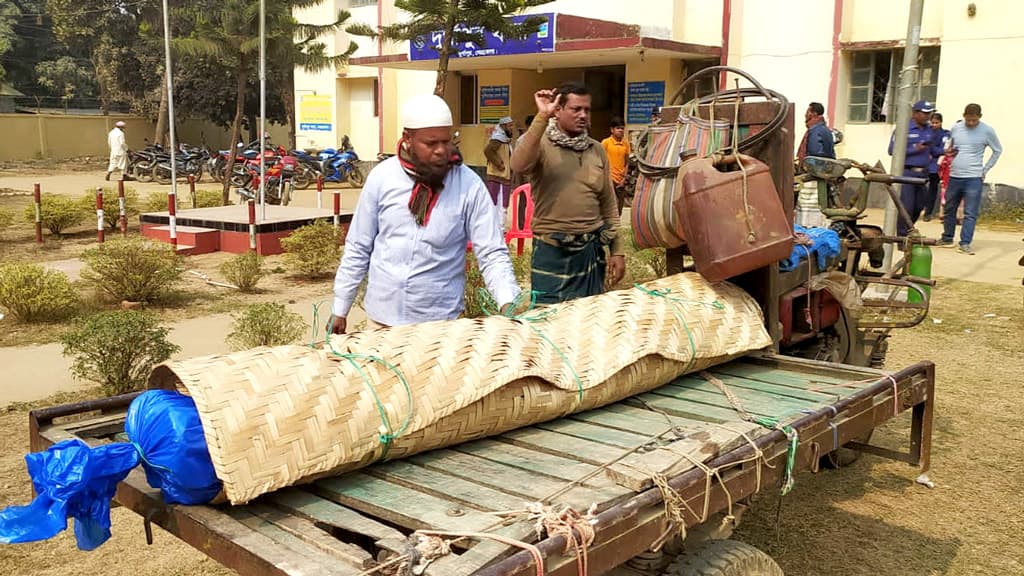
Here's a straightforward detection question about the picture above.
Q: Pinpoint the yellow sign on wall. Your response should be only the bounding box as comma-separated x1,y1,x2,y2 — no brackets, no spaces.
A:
299,95,332,131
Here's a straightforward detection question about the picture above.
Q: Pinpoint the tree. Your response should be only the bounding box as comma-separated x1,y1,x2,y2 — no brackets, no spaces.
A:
357,0,554,97
34,56,96,111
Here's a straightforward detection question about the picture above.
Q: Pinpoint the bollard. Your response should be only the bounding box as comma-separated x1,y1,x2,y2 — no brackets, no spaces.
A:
316,176,323,209
33,183,42,244
167,191,177,251
248,199,257,251
188,174,197,208
117,180,127,237
96,187,105,243
333,191,341,228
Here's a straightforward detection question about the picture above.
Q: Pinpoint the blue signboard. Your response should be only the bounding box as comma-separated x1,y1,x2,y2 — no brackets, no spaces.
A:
409,13,555,61
626,81,666,124
299,123,332,132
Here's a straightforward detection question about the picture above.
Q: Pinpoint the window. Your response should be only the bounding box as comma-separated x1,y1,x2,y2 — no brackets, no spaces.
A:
847,46,940,123
350,0,377,7
459,74,478,125
372,78,379,117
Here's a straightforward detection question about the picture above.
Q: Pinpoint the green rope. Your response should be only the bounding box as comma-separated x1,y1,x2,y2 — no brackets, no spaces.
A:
479,289,585,404
316,310,414,460
635,286,799,496
309,300,330,348
632,284,722,371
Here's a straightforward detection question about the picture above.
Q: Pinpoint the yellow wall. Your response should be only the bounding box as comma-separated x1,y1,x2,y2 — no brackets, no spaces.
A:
843,0,944,43
0,114,289,160
625,57,682,133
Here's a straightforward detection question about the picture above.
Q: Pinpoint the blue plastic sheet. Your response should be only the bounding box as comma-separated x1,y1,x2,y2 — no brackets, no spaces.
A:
0,390,221,550
780,225,841,272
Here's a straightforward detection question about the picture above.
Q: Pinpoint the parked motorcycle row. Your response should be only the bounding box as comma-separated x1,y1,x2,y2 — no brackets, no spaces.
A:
127,136,366,207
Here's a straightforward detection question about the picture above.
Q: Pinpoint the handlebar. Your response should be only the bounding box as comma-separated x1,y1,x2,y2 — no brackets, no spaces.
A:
863,173,928,186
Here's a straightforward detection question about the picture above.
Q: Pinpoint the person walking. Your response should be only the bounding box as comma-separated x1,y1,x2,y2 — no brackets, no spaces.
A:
106,121,128,181
939,103,1002,255
888,100,935,236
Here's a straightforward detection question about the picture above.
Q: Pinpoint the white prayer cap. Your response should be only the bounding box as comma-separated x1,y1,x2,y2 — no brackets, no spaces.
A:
499,116,513,125
115,121,126,127
402,94,453,129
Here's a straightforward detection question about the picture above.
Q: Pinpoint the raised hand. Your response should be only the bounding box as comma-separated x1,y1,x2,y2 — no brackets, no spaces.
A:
534,89,560,117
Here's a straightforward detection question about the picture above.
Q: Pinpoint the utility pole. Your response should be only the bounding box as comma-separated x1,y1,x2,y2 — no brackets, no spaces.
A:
884,0,925,269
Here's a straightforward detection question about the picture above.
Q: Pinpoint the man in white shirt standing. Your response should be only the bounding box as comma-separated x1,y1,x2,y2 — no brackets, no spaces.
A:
329,94,521,333
939,103,1003,255
106,121,128,182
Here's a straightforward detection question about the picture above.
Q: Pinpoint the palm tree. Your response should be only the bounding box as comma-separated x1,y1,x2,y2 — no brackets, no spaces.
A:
354,0,554,97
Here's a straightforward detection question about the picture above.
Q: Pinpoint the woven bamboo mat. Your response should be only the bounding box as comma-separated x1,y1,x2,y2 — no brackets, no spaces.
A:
149,273,772,504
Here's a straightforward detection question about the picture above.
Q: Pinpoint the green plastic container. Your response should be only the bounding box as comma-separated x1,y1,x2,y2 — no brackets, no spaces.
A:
908,244,932,303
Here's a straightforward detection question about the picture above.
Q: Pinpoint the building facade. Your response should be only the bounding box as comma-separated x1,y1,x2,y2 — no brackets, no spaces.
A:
294,0,1022,193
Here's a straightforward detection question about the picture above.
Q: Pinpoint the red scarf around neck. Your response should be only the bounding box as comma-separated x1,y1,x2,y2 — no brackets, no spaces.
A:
398,138,462,226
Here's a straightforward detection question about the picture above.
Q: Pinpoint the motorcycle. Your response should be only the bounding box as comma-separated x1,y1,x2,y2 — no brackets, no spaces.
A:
152,144,207,184
318,135,365,187
234,154,297,206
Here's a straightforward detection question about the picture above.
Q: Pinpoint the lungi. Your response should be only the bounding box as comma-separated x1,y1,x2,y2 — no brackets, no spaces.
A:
531,230,607,305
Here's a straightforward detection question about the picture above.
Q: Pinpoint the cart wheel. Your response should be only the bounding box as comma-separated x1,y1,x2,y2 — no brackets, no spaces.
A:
821,429,873,469
662,539,783,576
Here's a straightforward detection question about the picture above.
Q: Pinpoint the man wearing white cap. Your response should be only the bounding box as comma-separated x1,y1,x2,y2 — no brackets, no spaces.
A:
330,94,521,333
106,121,128,181
483,115,516,224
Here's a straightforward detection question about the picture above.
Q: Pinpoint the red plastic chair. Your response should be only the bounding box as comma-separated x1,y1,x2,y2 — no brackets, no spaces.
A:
504,184,534,256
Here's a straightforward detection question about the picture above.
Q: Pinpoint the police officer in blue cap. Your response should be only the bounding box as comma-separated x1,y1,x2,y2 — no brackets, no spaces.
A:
888,99,936,236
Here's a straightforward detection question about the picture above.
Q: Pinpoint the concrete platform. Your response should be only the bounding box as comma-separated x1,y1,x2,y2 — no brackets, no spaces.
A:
140,204,353,255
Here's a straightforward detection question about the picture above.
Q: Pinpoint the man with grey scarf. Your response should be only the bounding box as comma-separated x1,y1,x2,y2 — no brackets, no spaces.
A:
510,81,625,304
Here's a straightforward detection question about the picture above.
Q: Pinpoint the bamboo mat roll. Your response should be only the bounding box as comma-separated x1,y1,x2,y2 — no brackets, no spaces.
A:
149,273,772,504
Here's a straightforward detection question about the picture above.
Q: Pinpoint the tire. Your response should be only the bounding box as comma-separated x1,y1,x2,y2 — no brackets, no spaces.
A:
347,166,365,188
292,167,312,190
154,166,172,185
821,429,873,469
133,162,154,183
663,540,783,576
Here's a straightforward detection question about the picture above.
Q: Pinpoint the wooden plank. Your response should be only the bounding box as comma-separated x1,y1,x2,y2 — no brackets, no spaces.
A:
367,460,527,512
500,425,688,493
655,382,816,418
500,426,637,465
268,488,405,544
676,372,838,404
455,439,613,485
740,354,879,382
570,405,706,437
433,521,538,576
534,418,656,448
225,508,353,576
624,394,738,423
407,449,627,511
246,503,375,570
606,421,767,491
712,361,853,389
315,473,499,533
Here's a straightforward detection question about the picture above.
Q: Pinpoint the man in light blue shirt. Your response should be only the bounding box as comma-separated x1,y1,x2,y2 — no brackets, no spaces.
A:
939,103,1002,254
330,95,521,332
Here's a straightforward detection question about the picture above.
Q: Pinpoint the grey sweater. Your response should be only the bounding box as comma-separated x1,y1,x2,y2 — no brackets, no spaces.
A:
949,120,1002,178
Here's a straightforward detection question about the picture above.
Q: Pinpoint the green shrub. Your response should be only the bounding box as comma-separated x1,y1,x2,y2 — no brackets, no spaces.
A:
462,253,487,319
195,189,228,208
0,207,14,228
281,220,343,278
81,238,184,303
0,263,79,322
220,252,265,292
79,188,140,231
22,194,86,237
61,310,180,396
142,189,226,213
226,303,307,350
